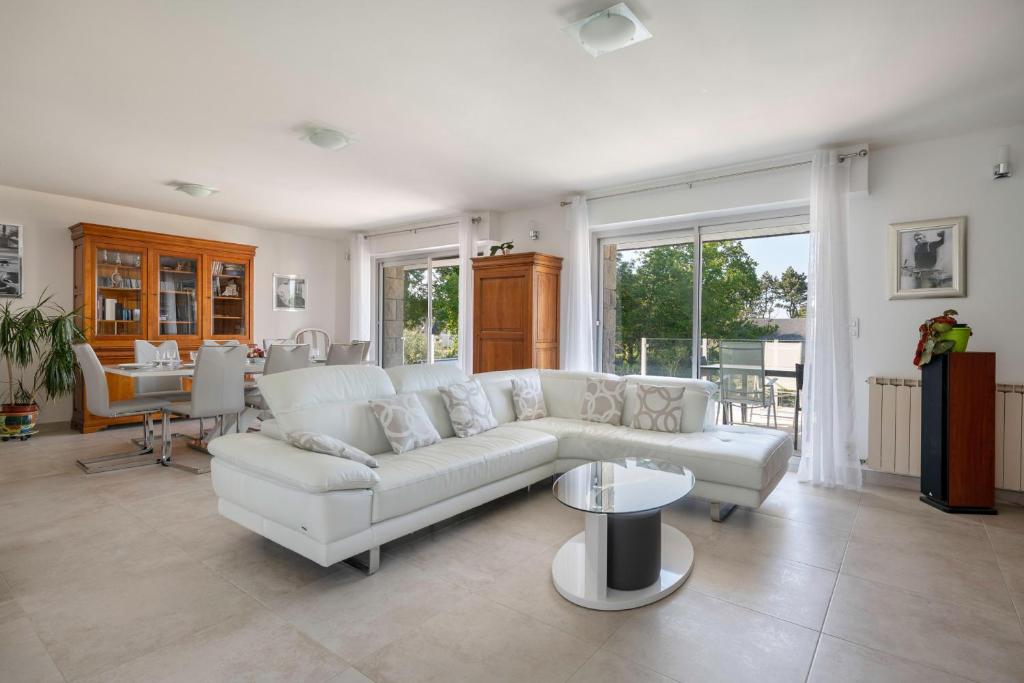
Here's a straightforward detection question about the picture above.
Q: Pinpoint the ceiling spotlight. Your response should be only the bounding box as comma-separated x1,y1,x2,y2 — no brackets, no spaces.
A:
566,3,651,57
306,127,351,150
174,183,219,198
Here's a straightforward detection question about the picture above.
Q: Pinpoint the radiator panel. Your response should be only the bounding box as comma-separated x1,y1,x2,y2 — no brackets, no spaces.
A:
867,377,1024,492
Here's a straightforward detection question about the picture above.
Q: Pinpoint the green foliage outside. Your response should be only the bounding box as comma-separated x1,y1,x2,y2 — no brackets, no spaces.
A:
403,266,460,364
615,242,806,376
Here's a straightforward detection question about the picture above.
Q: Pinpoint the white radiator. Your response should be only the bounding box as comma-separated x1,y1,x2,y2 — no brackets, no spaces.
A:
866,377,1024,492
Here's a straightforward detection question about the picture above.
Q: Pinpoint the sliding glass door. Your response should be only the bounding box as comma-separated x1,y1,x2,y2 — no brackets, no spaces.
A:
600,219,808,431
379,256,459,368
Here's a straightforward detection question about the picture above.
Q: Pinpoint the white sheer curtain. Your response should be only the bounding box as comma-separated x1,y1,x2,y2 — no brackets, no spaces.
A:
798,150,861,489
457,214,476,373
562,195,595,371
348,232,372,344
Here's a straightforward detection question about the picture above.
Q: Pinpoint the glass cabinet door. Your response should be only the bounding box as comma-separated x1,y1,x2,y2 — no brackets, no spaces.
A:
156,254,199,337
94,246,144,338
211,259,247,336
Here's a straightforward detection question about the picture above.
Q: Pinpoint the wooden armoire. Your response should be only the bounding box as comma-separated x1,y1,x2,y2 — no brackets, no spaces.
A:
472,252,562,373
70,223,256,432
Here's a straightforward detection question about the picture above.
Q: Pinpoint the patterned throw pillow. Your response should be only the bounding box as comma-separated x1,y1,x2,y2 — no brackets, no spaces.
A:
580,377,626,425
438,379,498,438
630,384,686,433
369,394,442,454
511,374,547,421
286,431,380,467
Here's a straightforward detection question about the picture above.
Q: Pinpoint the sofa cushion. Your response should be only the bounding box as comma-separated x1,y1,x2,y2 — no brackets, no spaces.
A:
512,373,547,421
438,379,498,438
370,394,443,454
286,431,379,467
630,383,685,433
513,417,627,461
258,365,396,455
209,433,380,493
623,375,718,433
473,369,539,424
386,364,470,438
259,418,283,440
539,370,618,419
580,377,626,425
370,425,558,522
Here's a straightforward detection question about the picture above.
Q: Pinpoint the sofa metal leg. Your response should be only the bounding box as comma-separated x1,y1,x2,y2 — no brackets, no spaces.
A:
710,502,737,522
346,546,380,575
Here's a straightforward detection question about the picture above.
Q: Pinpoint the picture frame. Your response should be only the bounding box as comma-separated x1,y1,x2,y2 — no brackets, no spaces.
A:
888,216,966,300
273,273,307,311
0,224,23,298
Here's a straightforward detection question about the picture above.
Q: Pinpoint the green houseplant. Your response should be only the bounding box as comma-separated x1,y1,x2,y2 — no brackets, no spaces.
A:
0,293,84,440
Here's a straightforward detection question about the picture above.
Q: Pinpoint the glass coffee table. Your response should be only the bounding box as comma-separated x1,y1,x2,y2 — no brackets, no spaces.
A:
552,458,695,611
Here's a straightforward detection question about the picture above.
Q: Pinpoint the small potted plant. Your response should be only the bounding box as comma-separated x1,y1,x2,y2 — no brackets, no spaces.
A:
913,309,972,367
489,241,514,256
0,293,84,441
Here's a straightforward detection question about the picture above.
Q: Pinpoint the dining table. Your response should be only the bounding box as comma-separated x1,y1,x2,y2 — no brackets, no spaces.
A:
103,358,269,473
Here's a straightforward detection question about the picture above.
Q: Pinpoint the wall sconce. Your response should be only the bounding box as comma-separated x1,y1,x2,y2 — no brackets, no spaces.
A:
994,145,1012,179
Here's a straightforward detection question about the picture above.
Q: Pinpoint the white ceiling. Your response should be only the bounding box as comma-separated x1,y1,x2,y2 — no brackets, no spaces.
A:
2,0,1023,236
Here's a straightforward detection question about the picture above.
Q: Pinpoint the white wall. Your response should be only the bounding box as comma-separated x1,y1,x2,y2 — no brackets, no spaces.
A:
848,124,1024,459
0,184,342,423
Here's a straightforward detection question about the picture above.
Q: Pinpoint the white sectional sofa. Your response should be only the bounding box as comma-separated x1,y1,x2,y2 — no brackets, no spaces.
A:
209,364,791,570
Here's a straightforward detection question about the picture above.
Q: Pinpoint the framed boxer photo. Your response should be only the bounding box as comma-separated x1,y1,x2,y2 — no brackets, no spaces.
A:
888,216,966,299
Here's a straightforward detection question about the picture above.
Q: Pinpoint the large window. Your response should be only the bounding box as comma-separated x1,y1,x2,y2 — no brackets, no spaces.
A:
379,256,459,368
600,219,808,432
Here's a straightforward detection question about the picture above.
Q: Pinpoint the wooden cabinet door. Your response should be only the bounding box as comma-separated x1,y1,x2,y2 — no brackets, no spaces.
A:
474,269,528,372
149,249,202,343
203,253,253,341
89,238,148,344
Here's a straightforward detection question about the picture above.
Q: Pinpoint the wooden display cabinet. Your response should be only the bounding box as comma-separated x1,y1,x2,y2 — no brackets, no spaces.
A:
69,223,256,432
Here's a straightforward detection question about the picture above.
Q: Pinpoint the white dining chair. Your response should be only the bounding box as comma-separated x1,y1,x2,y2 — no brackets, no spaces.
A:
133,340,191,401
262,337,293,351
351,340,373,361
326,342,367,365
202,339,241,346
73,344,171,473
293,327,331,360
245,343,310,412
161,344,245,463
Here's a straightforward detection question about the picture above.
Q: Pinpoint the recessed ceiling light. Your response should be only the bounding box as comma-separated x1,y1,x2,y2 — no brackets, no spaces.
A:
174,183,219,198
565,3,652,57
305,127,351,150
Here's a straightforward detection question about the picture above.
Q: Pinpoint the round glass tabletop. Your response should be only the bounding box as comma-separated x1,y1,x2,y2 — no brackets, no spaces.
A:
552,458,695,515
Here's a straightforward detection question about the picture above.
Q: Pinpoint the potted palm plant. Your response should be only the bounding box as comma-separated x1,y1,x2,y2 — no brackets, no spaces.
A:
0,293,84,441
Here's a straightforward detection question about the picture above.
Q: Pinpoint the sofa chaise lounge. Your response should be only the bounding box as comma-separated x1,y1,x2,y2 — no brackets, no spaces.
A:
209,364,792,572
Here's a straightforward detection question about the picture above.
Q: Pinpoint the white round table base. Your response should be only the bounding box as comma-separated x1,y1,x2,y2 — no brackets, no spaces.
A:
551,523,694,611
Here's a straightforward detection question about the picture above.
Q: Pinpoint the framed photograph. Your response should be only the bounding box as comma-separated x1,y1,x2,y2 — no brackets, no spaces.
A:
273,273,307,311
0,256,22,298
888,216,966,299
0,224,22,256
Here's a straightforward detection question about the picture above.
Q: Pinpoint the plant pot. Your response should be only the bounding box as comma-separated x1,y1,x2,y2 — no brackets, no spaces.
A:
939,325,972,353
0,403,39,441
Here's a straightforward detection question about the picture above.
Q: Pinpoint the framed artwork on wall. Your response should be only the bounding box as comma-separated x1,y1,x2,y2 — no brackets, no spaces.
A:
0,223,23,298
273,273,307,311
888,216,966,299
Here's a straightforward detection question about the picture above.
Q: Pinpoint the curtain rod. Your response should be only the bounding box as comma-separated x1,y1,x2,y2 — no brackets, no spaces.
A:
560,149,868,207
363,216,481,240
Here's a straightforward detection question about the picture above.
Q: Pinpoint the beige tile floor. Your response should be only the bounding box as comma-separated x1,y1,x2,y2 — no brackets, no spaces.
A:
2,424,1024,682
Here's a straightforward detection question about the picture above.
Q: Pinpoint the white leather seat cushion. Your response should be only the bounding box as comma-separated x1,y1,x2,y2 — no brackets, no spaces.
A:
209,433,380,493
370,425,557,522
258,365,397,455
386,364,470,438
622,375,718,433
517,418,791,491
538,370,620,420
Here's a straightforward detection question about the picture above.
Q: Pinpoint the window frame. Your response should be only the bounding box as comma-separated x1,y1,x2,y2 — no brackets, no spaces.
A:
375,252,459,366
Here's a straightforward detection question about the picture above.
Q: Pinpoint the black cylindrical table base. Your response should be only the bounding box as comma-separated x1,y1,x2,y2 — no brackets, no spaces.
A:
607,509,661,590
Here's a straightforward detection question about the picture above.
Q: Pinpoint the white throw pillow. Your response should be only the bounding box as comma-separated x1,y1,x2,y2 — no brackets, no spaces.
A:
438,379,498,438
369,393,442,454
630,383,686,433
511,374,547,421
286,431,380,467
580,377,626,425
